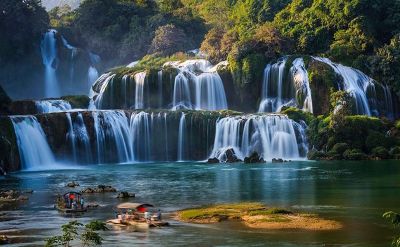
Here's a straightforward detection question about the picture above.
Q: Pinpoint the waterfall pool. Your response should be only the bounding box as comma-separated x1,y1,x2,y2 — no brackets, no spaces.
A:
0,160,398,246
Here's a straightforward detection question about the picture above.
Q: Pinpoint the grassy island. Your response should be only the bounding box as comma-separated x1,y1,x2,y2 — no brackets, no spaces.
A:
177,202,342,231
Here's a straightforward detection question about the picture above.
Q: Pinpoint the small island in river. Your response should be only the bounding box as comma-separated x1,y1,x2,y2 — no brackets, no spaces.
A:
176,202,342,231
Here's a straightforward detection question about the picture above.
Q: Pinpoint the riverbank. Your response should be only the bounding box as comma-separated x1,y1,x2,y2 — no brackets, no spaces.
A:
176,202,342,231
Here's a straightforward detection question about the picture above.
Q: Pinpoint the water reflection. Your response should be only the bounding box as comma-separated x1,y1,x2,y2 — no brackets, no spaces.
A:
0,161,399,246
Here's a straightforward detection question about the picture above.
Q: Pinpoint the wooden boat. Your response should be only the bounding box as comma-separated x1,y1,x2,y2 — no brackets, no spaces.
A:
55,192,87,213
107,202,169,228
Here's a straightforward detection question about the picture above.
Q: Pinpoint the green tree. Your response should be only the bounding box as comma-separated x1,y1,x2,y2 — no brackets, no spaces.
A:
45,220,108,247
149,24,189,56
0,0,49,63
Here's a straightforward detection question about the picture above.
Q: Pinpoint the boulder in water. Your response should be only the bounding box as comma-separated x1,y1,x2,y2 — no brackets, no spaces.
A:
272,158,284,163
0,190,30,202
81,185,117,193
225,148,242,163
116,191,135,198
207,157,220,164
87,203,100,208
66,181,80,188
244,152,266,163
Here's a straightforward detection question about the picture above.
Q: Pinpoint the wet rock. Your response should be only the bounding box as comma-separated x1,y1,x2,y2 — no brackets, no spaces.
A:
225,148,242,163
0,235,10,245
272,158,284,163
207,157,220,164
81,185,117,193
244,152,266,164
66,181,80,188
0,190,30,202
87,203,99,208
117,191,135,199
23,190,33,194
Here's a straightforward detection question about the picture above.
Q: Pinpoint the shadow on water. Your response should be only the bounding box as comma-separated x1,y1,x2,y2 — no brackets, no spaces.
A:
0,160,399,246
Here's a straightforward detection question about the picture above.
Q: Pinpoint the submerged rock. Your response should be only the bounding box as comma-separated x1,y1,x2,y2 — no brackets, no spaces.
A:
66,181,80,188
207,157,220,164
81,185,117,193
244,152,266,164
116,191,135,199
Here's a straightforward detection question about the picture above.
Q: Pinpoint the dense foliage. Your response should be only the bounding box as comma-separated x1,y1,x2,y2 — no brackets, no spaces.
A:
3,0,400,95
0,0,49,63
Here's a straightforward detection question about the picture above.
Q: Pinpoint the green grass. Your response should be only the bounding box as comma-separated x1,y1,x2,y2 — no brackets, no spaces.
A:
178,203,293,221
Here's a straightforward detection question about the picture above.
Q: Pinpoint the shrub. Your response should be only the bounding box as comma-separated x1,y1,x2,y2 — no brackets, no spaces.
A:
366,131,388,152
372,146,390,159
281,107,314,125
331,143,349,155
343,149,368,160
149,24,190,56
307,150,326,160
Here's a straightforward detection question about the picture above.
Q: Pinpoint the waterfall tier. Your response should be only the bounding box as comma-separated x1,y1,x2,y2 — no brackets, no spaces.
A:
91,59,228,111
11,116,56,170
5,110,307,169
258,56,395,118
210,114,308,162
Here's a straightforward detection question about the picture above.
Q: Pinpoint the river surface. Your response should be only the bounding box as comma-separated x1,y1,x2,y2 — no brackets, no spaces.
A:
0,160,399,246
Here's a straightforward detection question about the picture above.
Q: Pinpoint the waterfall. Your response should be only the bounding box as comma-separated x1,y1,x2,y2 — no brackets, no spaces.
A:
130,112,151,161
258,58,289,112
171,59,228,110
101,111,133,163
134,72,146,109
11,116,56,170
177,113,186,161
88,66,99,91
88,52,100,91
210,114,305,162
383,84,394,119
35,100,72,113
313,57,374,116
92,111,105,164
158,71,163,108
66,113,92,163
41,29,59,98
61,36,78,84
172,73,192,110
92,73,116,109
291,58,313,113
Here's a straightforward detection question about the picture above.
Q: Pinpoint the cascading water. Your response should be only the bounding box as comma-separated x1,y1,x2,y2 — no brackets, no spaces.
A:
177,113,186,161
61,36,78,84
134,72,146,109
88,52,101,91
291,58,313,113
11,116,56,170
41,29,59,98
91,73,116,109
35,100,72,113
171,60,228,111
88,66,99,91
313,57,375,116
258,58,289,112
210,114,306,162
66,113,92,164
